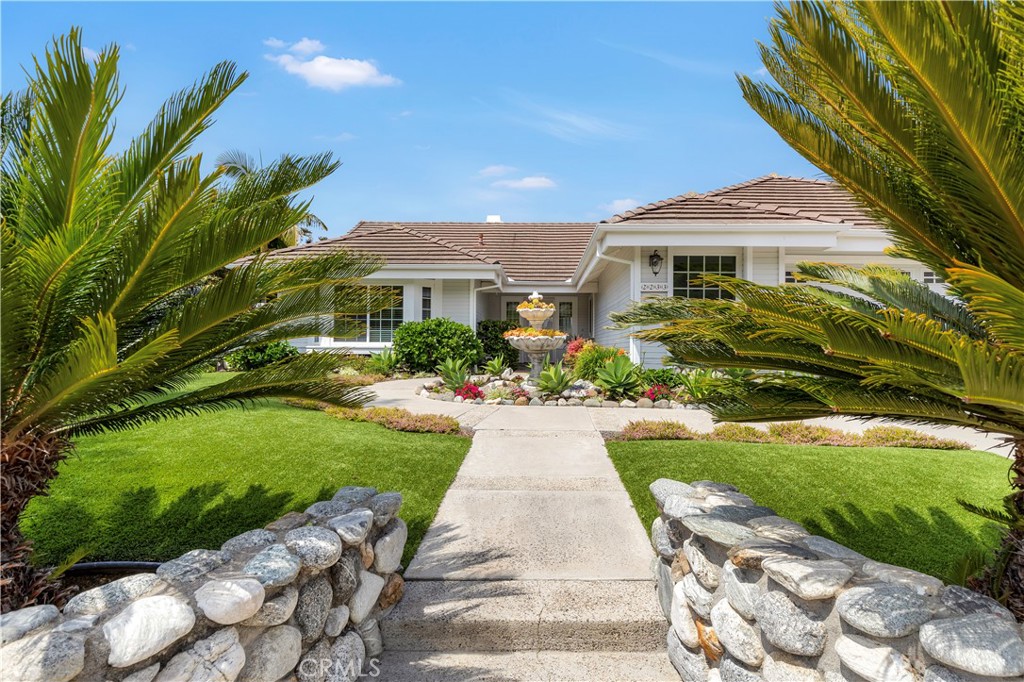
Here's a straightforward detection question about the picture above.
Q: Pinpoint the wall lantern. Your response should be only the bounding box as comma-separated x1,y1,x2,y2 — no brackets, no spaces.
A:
649,250,664,276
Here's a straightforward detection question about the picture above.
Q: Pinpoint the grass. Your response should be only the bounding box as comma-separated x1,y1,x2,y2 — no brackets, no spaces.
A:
607,439,1009,581
23,375,471,568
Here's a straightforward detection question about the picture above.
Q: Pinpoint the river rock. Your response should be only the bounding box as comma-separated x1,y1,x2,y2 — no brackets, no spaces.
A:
379,573,406,612
0,604,59,644
749,516,808,542
654,557,673,620
244,544,301,587
798,535,867,561
755,591,826,657
369,493,403,527
266,511,311,531
0,630,85,681
664,496,705,521
348,570,386,624
836,583,932,638
239,625,301,682
650,479,698,510
762,651,824,682
65,573,164,617
862,559,943,596
285,526,344,570
721,562,762,620
327,509,375,546
637,397,654,408
728,537,817,569
156,549,230,585
920,612,1024,677
325,605,350,637
681,572,715,620
297,639,331,682
652,517,675,561
373,518,408,573
711,599,764,667
683,536,721,589
332,549,362,604
124,664,161,682
328,631,366,682
103,595,196,667
241,584,298,626
334,486,378,506
296,575,333,642
221,529,277,554
761,557,853,600
195,578,265,625
670,581,700,648
356,617,384,657
306,500,355,518
720,655,763,682
940,584,1015,622
835,634,916,682
155,627,245,682
924,665,967,682
667,628,709,682
680,513,755,547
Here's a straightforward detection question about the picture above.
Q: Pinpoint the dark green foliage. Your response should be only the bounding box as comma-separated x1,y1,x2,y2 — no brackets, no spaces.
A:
571,343,625,382
224,341,300,371
595,354,642,400
639,368,682,388
393,318,483,372
477,320,517,363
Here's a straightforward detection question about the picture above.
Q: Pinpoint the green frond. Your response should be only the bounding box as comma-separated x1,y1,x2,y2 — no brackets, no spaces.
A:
944,263,1024,349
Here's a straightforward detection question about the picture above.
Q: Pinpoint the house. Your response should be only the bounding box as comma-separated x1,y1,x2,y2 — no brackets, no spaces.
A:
277,175,943,367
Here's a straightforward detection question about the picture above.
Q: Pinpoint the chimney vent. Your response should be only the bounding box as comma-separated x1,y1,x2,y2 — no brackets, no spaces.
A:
485,214,502,223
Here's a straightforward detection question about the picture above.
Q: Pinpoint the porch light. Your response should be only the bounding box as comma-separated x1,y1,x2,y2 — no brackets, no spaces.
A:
648,250,664,276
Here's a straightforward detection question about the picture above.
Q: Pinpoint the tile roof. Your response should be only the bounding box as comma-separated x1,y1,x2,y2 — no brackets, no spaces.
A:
606,175,879,227
349,221,597,282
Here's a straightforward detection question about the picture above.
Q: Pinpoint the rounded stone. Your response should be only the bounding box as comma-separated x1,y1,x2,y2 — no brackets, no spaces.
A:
710,599,763,667
762,651,823,682
940,584,1015,622
684,536,721,589
220,529,277,554
241,584,298,627
333,485,377,506
797,535,866,561
330,631,366,681
373,518,408,574
722,562,762,621
835,634,917,682
296,639,331,682
327,509,375,546
296,575,333,642
681,571,715,620
836,584,932,638
0,604,60,644
103,595,196,667
195,578,265,625
748,516,808,543
285,526,344,570
156,627,245,682
348,570,386,625
650,479,698,509
920,612,1024,677
692,480,738,494
0,631,85,682
325,605,351,637
306,500,354,518
681,513,755,548
64,573,162,616
754,591,826,657
651,517,675,561
239,625,301,682
670,581,700,648
728,537,818,570
862,559,943,596
720,655,764,682
244,543,302,587
654,557,673,620
762,557,854,600
356,617,384,657
156,549,230,585
667,628,709,682
369,492,403,527
332,549,362,604
924,665,967,682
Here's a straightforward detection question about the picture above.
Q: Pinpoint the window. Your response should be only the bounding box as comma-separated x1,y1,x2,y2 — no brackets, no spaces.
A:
335,286,403,343
558,302,573,332
923,271,942,284
421,287,432,320
673,255,737,299
784,271,797,284
505,301,519,323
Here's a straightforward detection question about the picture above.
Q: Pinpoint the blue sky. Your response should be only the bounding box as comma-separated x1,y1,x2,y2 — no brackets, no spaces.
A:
2,2,820,237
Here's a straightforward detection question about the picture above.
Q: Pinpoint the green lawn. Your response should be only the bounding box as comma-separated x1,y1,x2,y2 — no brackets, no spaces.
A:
607,439,1008,581
23,387,471,568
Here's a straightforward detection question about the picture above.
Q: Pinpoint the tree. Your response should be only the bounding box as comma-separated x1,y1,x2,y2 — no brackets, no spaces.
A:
612,2,1024,611
0,30,392,611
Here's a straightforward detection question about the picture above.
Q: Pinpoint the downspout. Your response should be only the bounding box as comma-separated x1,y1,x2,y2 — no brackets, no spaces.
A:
471,280,502,329
594,242,638,361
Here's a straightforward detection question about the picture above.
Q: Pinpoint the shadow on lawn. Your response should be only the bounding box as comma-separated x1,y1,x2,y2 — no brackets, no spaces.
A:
799,501,999,582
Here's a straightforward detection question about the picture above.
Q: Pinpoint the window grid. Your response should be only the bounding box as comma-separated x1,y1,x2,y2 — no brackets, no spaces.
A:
506,301,519,323
672,255,737,299
558,302,572,332
923,271,942,284
334,286,403,343
784,271,797,284
421,287,432,320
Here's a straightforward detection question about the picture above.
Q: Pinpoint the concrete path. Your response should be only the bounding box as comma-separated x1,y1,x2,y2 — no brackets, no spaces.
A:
376,391,677,680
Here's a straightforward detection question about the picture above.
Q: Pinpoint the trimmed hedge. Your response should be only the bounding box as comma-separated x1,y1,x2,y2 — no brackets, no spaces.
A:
224,341,300,370
477,319,518,362
392,318,483,372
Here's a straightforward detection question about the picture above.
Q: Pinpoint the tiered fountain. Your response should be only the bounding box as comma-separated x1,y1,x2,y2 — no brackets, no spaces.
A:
504,292,567,386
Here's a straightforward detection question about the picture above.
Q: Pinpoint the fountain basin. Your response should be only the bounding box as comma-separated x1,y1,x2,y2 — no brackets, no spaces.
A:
507,334,567,385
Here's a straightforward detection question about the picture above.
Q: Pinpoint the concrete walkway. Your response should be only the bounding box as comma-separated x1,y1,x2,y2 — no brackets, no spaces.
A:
376,387,677,680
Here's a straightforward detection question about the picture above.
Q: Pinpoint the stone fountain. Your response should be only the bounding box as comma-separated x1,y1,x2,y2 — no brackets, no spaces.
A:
504,292,567,386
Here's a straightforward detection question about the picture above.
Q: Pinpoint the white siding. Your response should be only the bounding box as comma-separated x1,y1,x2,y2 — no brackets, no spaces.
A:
751,248,780,285
440,279,471,326
594,259,632,350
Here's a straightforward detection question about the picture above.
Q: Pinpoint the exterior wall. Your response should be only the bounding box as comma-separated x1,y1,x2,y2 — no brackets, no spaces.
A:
750,247,780,285
438,279,471,326
594,256,633,352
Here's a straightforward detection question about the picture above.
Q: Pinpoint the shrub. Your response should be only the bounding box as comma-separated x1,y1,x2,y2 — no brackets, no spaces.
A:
484,385,513,401
676,369,719,402
644,384,674,402
538,362,573,395
620,420,697,441
365,347,399,375
224,341,300,371
708,423,774,443
436,357,471,390
766,422,858,446
596,354,642,400
455,383,484,401
483,356,508,377
640,368,682,389
563,337,589,367
573,343,625,381
477,320,517,363
394,318,483,372
860,426,969,450
326,406,462,435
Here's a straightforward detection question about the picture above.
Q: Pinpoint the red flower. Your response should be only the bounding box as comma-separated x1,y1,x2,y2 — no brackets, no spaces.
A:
455,383,484,400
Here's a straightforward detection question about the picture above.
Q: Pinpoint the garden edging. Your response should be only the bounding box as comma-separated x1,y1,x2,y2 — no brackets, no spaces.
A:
414,375,698,409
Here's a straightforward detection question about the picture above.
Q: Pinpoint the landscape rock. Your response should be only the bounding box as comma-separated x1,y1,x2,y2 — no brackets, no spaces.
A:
670,580,700,648
919,612,1024,677
728,537,817,569
325,605,350,637
243,544,301,587
691,481,738,494
103,595,196,667
221,528,277,554
356,617,384,657
241,584,298,627
373,518,408,573
748,516,808,543
306,500,355,518
155,627,245,682
64,573,164,616
762,651,824,682
755,591,826,657
583,398,601,407
655,399,670,409
863,559,944,596
332,486,377,507
798,535,867,561
923,665,967,682
348,570,386,624
667,628,709,682
297,639,331,682
266,511,311,531
195,578,265,625
285,526,344,570
156,549,230,585
328,631,366,682
711,599,764,667
567,398,583,406
379,573,406,611
720,655,763,682
722,562,762,620
683,536,721,589
0,631,85,682
652,517,675,561
940,584,1015,622
761,557,853,600
296,575,333,642
331,549,362,604
681,572,715,620
529,397,544,406
124,664,161,682
515,397,529,406
327,509,375,546
836,583,932,638
0,604,59,644
601,400,619,408
52,615,98,634
360,541,375,568
621,399,637,408
680,513,755,547
637,397,654,408
239,625,301,682
654,558,674,620
664,495,705,521
835,634,916,682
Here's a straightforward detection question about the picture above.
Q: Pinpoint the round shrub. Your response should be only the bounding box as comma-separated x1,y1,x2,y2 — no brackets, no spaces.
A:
477,320,518,362
225,340,300,370
392,317,483,372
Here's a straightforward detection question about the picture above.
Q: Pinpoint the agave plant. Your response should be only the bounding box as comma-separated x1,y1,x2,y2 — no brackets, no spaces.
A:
595,355,641,401
0,31,392,611
537,361,572,395
483,356,508,378
366,347,399,376
436,357,471,390
613,1,1024,611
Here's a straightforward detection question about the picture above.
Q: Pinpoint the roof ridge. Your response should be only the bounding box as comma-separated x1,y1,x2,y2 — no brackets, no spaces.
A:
391,224,498,264
357,220,594,226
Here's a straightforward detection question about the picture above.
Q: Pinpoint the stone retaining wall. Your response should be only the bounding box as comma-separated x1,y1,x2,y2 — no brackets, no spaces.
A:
0,486,408,682
650,478,1023,682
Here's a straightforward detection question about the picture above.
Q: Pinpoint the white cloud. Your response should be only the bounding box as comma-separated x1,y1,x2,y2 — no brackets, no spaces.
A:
600,198,639,214
289,37,325,55
263,37,287,49
82,46,99,61
492,176,557,190
266,53,400,92
478,164,516,177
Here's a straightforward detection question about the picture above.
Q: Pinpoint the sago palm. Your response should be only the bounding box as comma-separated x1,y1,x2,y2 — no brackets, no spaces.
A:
613,1,1024,610
0,30,391,611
